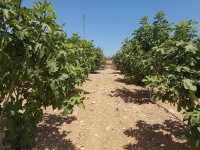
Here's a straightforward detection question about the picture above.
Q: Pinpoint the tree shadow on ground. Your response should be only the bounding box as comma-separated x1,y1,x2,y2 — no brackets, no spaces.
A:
107,70,122,74
110,86,185,122
115,77,145,86
115,78,137,85
109,87,152,105
90,70,100,74
111,87,187,129
36,114,77,150
123,119,193,150
76,88,91,95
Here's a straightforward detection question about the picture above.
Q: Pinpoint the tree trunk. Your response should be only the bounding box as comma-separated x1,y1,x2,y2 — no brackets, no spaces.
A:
149,86,154,100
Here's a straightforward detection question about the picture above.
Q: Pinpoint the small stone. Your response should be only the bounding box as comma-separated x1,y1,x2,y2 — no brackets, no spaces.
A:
91,101,96,104
160,144,165,147
106,125,112,131
80,120,85,126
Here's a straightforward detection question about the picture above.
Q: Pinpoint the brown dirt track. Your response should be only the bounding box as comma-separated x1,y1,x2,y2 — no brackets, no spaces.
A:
35,64,193,150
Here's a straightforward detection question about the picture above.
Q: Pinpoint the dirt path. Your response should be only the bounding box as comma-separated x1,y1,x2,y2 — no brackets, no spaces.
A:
36,68,192,150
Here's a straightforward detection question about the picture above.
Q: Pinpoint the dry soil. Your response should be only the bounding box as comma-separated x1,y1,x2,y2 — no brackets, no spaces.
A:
35,65,193,150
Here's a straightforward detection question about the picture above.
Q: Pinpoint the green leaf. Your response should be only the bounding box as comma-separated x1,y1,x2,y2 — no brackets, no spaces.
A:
183,112,191,121
3,9,9,19
197,127,200,132
189,90,198,101
50,80,56,90
62,106,73,116
41,23,52,33
47,60,58,72
176,66,190,72
46,2,53,12
192,113,200,125
59,73,69,81
183,79,197,91
39,49,45,58
185,44,195,52
78,102,85,109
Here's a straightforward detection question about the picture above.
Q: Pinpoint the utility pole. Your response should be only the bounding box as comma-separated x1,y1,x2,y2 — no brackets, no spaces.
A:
83,15,86,40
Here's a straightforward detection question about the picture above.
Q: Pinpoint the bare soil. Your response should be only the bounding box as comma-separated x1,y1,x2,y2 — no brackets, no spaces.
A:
35,65,193,150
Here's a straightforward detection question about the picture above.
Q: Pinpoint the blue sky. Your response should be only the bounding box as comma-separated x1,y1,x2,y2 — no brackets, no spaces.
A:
22,0,200,57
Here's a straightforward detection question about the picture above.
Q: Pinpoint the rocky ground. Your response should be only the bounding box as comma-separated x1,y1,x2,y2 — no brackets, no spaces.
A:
35,64,193,150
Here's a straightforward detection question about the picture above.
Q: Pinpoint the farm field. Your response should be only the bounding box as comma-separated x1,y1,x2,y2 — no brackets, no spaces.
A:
35,64,193,150
1,1,200,149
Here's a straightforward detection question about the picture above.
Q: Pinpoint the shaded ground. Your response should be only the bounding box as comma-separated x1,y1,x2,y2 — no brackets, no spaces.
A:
36,68,193,150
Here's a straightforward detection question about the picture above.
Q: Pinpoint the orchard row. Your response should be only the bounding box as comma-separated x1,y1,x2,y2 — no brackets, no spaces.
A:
0,0,104,149
114,11,200,148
